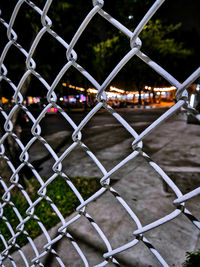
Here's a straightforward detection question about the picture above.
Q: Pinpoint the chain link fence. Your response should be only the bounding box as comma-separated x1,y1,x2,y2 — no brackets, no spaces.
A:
0,0,200,266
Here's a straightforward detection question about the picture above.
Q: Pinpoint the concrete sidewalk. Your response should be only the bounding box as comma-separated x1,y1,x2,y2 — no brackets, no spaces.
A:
8,113,200,266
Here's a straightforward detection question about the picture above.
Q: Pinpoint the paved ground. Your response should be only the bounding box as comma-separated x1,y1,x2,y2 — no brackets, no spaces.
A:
6,107,200,266
28,107,170,178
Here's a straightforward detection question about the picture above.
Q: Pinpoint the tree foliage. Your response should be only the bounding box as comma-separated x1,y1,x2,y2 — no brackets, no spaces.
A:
141,20,191,56
92,19,193,90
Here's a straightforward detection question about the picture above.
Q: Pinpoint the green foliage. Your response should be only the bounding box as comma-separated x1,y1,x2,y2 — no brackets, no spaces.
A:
92,18,193,88
93,36,120,57
0,176,101,251
57,2,71,10
93,35,120,80
183,249,200,267
141,20,192,56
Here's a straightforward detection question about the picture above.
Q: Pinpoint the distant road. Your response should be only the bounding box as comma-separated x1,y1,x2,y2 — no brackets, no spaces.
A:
21,107,169,144
39,107,169,136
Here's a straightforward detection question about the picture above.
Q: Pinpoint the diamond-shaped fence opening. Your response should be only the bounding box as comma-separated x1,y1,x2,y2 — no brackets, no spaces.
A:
0,0,200,266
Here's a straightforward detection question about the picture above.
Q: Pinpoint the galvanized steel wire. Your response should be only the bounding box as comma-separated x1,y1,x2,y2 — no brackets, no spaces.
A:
0,0,200,266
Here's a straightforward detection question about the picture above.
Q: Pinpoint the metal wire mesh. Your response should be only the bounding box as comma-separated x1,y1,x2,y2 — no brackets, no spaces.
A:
0,0,200,266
